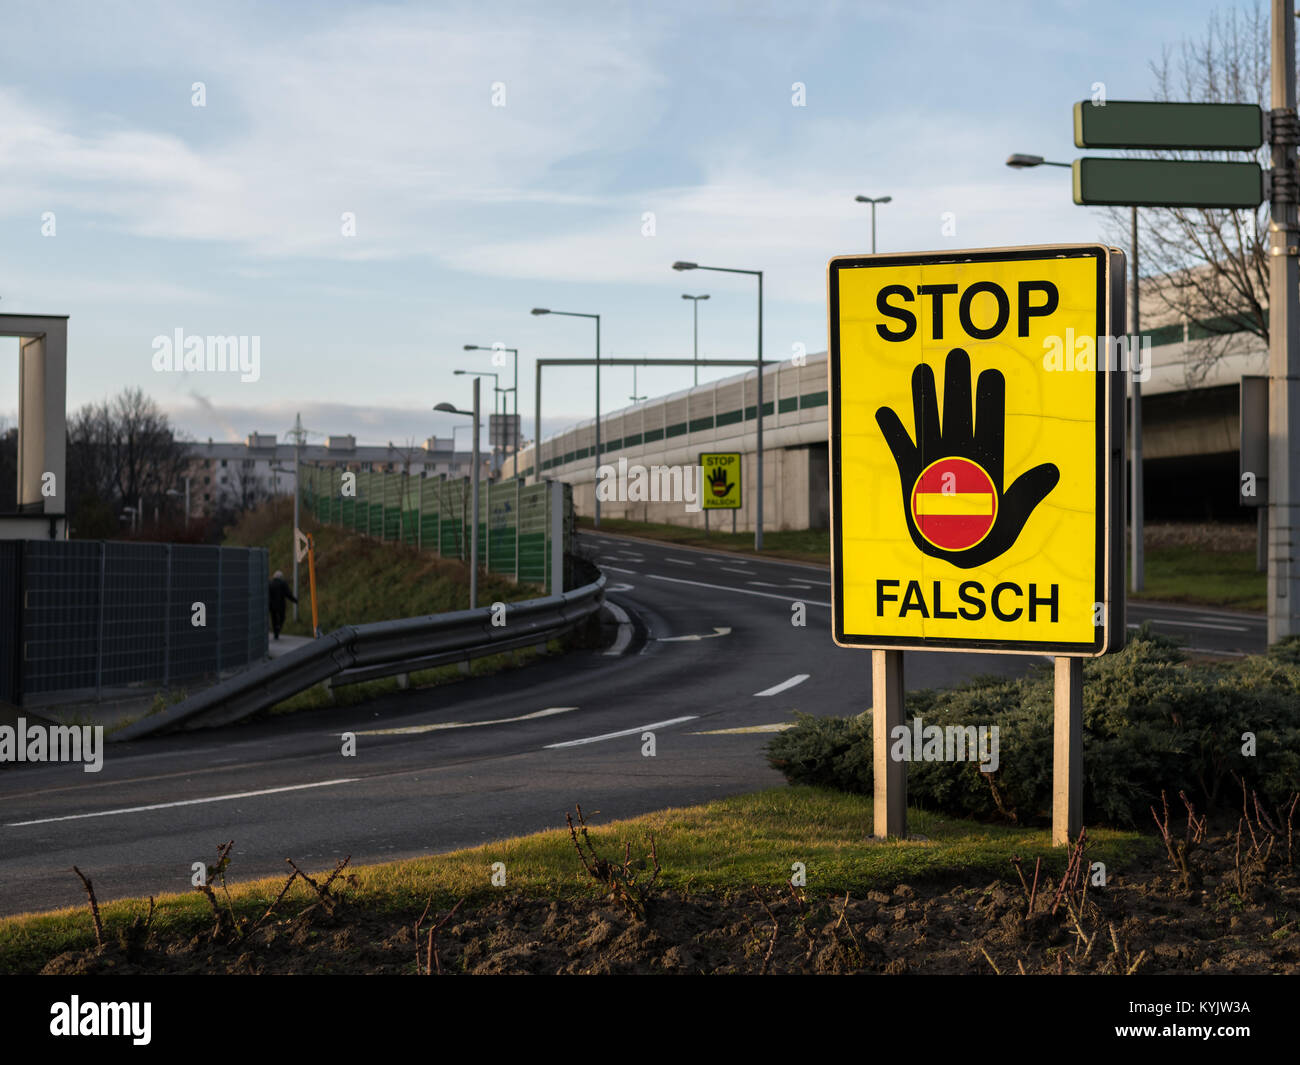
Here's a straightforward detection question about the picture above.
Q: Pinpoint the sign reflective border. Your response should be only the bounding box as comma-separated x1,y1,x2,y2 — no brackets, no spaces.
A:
827,244,1126,656
699,452,742,510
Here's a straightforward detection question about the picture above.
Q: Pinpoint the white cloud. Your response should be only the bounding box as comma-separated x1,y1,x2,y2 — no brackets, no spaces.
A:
0,9,669,257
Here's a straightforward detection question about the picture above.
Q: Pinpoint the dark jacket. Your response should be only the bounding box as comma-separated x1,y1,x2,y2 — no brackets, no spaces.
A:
268,577,298,613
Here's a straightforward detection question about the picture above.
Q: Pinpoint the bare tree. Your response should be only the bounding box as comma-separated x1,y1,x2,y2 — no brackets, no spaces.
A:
1106,3,1282,383
228,458,269,513
66,387,191,537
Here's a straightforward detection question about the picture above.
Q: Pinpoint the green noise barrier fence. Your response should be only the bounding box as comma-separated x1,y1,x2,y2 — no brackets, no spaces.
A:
298,465,571,588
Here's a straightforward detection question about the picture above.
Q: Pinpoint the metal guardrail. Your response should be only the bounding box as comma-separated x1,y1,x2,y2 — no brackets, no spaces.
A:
113,569,606,739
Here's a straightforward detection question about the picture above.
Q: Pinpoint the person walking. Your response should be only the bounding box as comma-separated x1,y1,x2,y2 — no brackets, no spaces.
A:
268,569,297,640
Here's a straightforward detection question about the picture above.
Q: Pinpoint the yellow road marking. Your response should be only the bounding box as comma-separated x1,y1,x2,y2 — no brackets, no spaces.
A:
691,722,797,735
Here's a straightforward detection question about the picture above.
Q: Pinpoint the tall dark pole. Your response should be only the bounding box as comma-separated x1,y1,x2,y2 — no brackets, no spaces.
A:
291,413,303,621
693,298,699,385
756,270,764,551
1131,206,1143,592
1269,0,1300,642
534,360,542,486
682,294,709,387
595,315,601,528
855,194,892,254
470,377,480,609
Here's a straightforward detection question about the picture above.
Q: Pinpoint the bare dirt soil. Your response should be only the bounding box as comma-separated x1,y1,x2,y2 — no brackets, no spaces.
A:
36,822,1298,976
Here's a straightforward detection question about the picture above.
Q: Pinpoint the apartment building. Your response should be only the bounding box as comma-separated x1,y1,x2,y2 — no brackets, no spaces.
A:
182,433,490,517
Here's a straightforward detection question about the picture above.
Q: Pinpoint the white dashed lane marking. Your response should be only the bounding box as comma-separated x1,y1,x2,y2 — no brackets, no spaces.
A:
545,716,698,749
7,778,361,828
649,573,831,607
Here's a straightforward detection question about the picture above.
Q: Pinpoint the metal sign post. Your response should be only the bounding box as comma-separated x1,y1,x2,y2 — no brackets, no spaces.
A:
872,649,907,838
306,532,320,638
549,479,564,596
1053,657,1083,844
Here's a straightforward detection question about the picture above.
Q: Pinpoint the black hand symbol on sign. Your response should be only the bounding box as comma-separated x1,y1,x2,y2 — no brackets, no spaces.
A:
874,348,1060,569
708,466,733,498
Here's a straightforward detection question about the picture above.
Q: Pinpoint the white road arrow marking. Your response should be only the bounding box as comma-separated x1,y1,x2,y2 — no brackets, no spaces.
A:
604,601,635,656
754,673,810,697
657,626,732,642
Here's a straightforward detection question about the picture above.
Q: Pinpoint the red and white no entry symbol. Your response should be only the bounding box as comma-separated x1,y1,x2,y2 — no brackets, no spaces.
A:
909,457,997,552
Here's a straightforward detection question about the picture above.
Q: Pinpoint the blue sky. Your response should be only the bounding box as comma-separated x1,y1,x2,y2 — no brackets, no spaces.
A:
0,0,1238,446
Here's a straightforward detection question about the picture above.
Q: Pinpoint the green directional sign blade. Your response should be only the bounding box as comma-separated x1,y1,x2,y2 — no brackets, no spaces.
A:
1074,100,1264,150
1073,157,1264,208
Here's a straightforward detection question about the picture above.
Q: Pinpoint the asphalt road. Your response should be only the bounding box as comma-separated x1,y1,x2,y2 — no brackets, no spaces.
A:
0,530,1265,916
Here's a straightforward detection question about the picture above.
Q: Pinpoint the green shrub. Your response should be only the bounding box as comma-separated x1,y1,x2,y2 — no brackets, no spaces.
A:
766,629,1300,828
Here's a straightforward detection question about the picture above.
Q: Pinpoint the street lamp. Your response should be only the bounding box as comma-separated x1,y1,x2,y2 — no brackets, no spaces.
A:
682,293,710,386
1006,150,1143,593
434,382,482,609
455,369,504,475
853,194,893,254
531,307,602,527
464,344,520,468
1004,154,1070,169
673,260,765,550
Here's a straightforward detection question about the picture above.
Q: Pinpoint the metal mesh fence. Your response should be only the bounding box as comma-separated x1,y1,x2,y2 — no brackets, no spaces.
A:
1,540,268,705
0,542,19,702
300,465,569,587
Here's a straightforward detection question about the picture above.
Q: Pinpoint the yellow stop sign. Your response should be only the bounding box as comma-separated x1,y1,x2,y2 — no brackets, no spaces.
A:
827,244,1126,656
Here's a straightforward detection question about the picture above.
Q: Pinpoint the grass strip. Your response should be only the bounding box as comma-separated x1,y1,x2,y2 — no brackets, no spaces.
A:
0,785,1146,974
